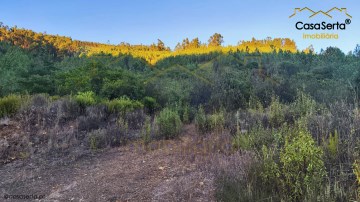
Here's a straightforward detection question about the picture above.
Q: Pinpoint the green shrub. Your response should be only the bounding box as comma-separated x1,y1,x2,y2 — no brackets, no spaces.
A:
143,96,157,114
269,96,285,127
280,128,326,201
354,160,360,184
232,124,272,151
75,91,96,107
260,145,281,188
182,104,190,124
156,107,182,139
232,133,253,150
0,94,22,118
141,116,152,145
231,125,327,201
208,110,225,133
324,130,339,161
106,97,143,115
292,91,317,118
195,105,207,135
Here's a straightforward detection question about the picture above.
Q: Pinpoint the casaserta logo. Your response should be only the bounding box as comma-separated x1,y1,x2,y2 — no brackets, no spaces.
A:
296,20,351,30
289,7,352,34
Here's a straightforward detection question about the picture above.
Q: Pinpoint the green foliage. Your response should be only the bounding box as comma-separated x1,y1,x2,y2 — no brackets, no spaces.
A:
260,145,280,187
207,110,225,133
231,126,327,201
354,160,360,183
279,128,326,201
211,66,251,110
269,96,285,127
74,91,96,107
143,96,157,114
182,104,190,124
55,62,144,98
0,94,22,118
291,90,317,118
100,70,144,100
194,105,207,135
141,116,152,145
232,133,252,151
232,124,272,151
156,107,182,139
324,130,339,161
106,97,143,115
56,67,92,95
0,44,30,96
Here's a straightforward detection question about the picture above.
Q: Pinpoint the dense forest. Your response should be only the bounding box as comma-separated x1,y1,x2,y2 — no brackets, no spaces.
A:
0,23,359,201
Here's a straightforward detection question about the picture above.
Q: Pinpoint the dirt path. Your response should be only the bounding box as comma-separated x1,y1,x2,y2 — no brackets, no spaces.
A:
0,125,217,202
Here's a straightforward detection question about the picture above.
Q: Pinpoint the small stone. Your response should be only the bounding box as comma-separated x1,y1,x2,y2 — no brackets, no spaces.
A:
200,182,204,186
159,166,164,170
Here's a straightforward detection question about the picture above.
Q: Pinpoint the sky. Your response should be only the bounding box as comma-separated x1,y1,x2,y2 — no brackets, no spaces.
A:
1,0,359,53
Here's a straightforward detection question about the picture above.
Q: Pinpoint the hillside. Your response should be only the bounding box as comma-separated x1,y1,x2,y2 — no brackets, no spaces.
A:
0,23,359,201
0,23,298,64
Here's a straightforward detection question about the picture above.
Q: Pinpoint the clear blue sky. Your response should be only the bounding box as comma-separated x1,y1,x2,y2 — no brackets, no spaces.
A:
1,0,359,53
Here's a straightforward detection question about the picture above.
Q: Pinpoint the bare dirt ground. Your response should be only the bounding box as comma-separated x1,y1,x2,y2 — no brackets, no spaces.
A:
0,125,223,202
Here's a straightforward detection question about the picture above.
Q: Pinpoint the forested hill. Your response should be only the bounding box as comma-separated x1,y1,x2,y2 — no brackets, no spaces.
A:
0,23,299,64
1,22,360,108
1,22,360,201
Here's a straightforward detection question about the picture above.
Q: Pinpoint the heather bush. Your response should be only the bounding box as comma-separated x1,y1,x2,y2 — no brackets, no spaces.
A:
194,105,207,135
268,96,285,127
143,96,157,114
291,91,317,119
0,94,22,118
75,91,96,107
141,116,151,145
89,129,108,150
208,109,225,133
156,107,182,139
232,124,272,151
106,96,143,115
323,130,339,162
182,104,190,124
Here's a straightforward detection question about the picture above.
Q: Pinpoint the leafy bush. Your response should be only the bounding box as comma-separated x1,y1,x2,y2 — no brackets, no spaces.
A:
324,130,339,162
0,94,22,118
279,128,326,201
143,96,157,114
156,107,182,139
181,104,190,124
230,123,329,201
291,91,317,118
194,105,207,135
232,124,273,151
106,97,143,115
75,91,96,107
268,96,285,127
208,110,225,133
